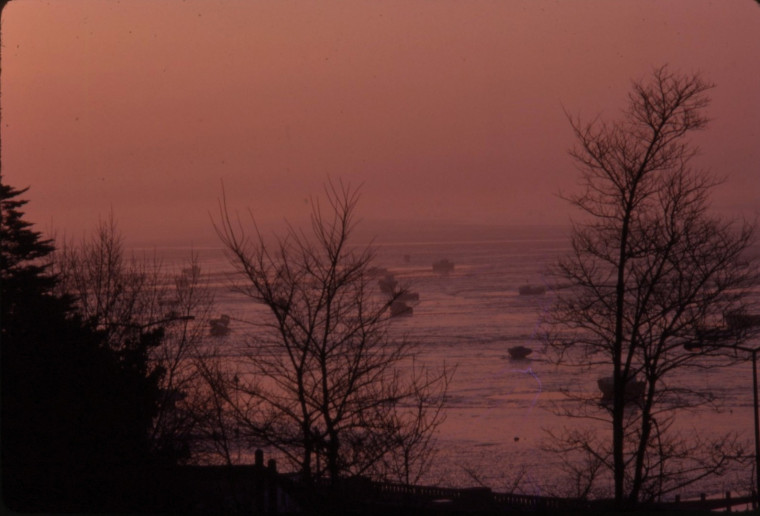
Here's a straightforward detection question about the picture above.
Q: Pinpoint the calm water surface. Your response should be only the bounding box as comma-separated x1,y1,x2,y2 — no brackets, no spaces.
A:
151,227,758,498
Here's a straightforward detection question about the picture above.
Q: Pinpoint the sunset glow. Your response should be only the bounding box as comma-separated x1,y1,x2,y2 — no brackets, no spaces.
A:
2,0,758,243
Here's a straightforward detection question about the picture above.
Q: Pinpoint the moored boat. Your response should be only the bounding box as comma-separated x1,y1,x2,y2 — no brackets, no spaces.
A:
390,301,413,317
725,311,760,331
597,376,645,403
378,274,398,296
508,345,533,359
518,284,546,296
432,259,454,274
209,314,231,336
397,291,420,303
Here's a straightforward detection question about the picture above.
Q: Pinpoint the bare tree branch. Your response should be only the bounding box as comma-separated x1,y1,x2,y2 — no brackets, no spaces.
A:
544,65,759,507
210,179,451,485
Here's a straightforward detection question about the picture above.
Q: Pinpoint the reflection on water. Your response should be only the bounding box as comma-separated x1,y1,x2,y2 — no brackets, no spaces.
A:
152,230,759,498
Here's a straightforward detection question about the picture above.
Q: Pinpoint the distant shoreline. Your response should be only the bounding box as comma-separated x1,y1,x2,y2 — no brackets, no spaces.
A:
126,220,571,250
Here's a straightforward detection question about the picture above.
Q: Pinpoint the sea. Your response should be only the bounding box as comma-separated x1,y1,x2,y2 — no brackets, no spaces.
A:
140,223,759,500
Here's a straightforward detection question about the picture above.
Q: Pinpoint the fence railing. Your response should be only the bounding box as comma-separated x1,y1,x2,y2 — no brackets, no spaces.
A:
354,478,756,513
180,450,758,513
654,491,755,512
360,480,587,511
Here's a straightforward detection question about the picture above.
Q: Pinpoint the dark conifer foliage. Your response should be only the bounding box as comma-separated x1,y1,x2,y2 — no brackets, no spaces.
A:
1,179,163,511
0,182,57,311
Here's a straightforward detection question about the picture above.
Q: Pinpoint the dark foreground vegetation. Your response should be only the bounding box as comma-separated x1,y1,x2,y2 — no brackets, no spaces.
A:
0,176,449,513
2,66,759,514
2,172,757,515
1,181,169,511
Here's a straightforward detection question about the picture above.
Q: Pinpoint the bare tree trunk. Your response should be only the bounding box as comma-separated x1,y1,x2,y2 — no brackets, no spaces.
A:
210,179,451,483
612,217,629,505
546,66,758,507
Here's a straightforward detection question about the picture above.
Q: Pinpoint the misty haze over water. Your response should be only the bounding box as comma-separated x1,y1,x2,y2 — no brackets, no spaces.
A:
127,220,572,250
149,223,757,497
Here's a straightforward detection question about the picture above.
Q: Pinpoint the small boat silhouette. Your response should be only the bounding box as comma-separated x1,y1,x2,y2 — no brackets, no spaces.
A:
518,284,546,296
507,345,533,360
390,301,413,317
209,314,231,337
432,259,454,274
597,376,645,404
378,274,398,296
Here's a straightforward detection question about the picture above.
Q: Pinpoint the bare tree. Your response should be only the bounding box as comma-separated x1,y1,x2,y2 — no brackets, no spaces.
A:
54,214,166,349
149,255,219,463
211,180,450,484
53,216,217,464
545,66,759,507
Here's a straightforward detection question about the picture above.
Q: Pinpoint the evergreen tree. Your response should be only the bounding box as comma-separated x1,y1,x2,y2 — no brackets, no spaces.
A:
1,179,162,511
0,182,57,311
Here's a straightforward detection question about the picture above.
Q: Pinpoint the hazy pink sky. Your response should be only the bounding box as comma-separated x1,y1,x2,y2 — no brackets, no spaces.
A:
1,0,758,245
